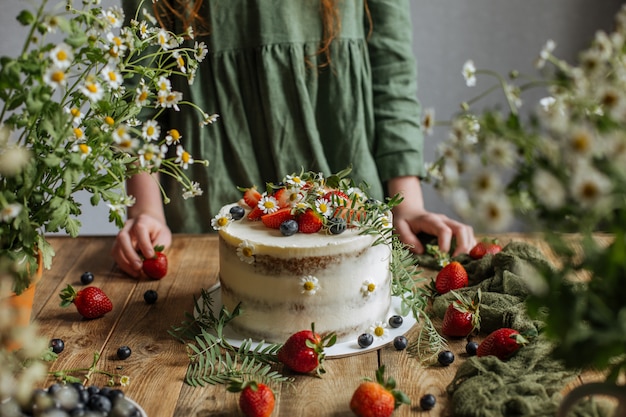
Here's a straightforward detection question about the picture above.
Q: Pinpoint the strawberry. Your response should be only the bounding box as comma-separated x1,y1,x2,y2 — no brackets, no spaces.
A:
247,206,264,221
277,324,336,375
477,328,528,360
322,190,351,206
272,188,291,208
441,290,481,338
228,380,275,417
243,186,262,209
469,239,502,259
142,245,168,279
435,261,468,294
261,207,294,229
296,208,323,234
350,365,410,417
59,285,113,319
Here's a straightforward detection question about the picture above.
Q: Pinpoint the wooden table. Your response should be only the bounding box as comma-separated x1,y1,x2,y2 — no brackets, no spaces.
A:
33,234,606,416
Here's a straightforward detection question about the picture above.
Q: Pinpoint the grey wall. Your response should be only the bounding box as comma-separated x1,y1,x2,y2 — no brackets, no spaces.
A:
1,0,622,235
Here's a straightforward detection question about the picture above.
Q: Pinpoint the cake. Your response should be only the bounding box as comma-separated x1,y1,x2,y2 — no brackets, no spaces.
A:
212,170,395,344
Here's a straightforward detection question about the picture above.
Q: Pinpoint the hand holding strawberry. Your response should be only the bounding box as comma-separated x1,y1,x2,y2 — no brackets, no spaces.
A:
277,324,336,375
228,380,275,417
59,285,112,319
350,365,410,417
142,245,168,279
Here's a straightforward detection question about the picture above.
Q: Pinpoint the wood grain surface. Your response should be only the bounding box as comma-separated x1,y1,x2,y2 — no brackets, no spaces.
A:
32,234,608,416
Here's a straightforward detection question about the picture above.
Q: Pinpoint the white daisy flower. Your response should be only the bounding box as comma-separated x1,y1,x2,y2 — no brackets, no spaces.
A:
369,321,388,340
141,8,157,25
470,169,501,195
462,60,477,87
157,89,183,111
135,84,151,107
346,187,366,202
0,146,31,176
422,107,436,136
175,145,193,169
65,106,84,125
182,181,203,200
532,169,566,209
101,8,123,29
194,41,208,62
112,124,131,144
172,51,186,74
49,43,74,69
285,174,304,188
72,143,91,160
0,203,22,222
485,138,516,167
72,127,85,141
570,165,612,208
165,129,182,145
475,194,514,232
565,126,595,158
120,376,131,387
211,212,232,231
43,66,67,90
315,198,332,218
106,32,128,55
141,120,161,141
300,276,320,295
258,194,279,214
201,113,220,126
360,280,376,298
101,65,123,89
236,241,255,264
156,76,171,92
101,116,116,132
81,78,104,102
139,21,150,39
285,187,303,206
138,143,167,168
156,29,173,50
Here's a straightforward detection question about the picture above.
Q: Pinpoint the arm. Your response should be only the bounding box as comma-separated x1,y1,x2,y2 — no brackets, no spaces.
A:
110,172,172,277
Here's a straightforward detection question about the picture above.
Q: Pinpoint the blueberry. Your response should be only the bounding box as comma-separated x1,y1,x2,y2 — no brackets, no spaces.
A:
327,217,347,234
393,335,408,350
143,289,158,304
357,333,374,348
80,271,94,285
388,315,403,328
419,393,436,410
116,346,132,360
87,394,112,413
50,338,65,354
229,205,245,220
466,341,479,356
438,350,455,366
279,219,298,236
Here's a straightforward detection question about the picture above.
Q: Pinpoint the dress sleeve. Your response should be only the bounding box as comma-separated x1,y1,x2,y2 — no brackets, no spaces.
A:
366,0,425,182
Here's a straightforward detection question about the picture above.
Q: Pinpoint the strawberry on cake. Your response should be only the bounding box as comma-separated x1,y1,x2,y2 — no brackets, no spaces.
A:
211,169,396,343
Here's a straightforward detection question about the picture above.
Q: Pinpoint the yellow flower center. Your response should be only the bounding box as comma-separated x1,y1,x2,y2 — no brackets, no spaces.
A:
73,127,83,138
367,283,376,293
107,71,118,82
86,83,98,93
78,144,89,154
177,56,185,67
263,200,276,210
303,281,315,291
70,108,81,118
51,70,65,83
374,326,384,337
108,48,119,58
104,116,115,126
242,247,253,257
146,126,155,136
138,91,149,102
112,36,122,47
144,151,154,161
181,151,191,163
217,217,228,227
56,50,68,61
169,129,181,141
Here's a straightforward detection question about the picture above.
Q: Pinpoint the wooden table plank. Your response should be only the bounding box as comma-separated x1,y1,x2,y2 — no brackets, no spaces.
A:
31,233,603,416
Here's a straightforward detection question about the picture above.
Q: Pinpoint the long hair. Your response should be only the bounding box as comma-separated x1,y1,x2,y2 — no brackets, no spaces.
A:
152,0,372,66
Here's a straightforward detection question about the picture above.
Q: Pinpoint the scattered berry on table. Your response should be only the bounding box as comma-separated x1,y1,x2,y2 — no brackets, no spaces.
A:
277,325,336,375
50,338,65,354
279,219,299,236
228,380,275,417
393,335,408,351
441,290,481,338
229,205,245,220
357,333,374,348
477,328,528,360
88,394,113,414
435,261,469,294
142,245,168,279
80,271,95,285
116,345,132,360
438,350,455,366
59,285,113,319
388,315,403,328
143,289,158,304
419,393,437,411
466,340,479,356
350,365,410,417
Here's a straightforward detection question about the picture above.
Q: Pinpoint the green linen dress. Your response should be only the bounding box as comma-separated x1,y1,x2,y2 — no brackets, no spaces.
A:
122,0,425,233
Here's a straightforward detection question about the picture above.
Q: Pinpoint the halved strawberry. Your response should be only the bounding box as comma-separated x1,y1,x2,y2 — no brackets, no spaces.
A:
333,207,364,225
247,206,264,221
272,188,291,208
322,190,351,206
261,207,295,229
243,186,262,209
297,209,323,233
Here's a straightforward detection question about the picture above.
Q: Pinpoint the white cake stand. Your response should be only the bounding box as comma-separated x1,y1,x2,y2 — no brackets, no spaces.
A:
199,284,418,358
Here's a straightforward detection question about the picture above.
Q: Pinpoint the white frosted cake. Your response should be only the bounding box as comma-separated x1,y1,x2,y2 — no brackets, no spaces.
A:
212,170,394,343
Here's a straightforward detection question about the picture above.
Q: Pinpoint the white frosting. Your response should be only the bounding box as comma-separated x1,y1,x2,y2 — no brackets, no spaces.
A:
217,203,393,343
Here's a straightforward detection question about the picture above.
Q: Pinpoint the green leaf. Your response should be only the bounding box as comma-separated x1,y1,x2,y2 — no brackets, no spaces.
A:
16,10,35,26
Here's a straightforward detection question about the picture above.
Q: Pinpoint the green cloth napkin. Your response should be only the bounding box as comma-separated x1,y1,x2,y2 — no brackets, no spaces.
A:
414,241,613,417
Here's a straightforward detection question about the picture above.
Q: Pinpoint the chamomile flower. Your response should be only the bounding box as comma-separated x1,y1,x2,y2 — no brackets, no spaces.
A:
165,129,182,145
120,376,131,387
484,138,516,167
475,194,513,232
201,113,220,126
462,60,477,87
49,43,74,69
138,21,150,39
532,169,566,209
300,276,320,295
258,194,279,214
157,89,183,110
565,125,595,158
315,198,332,218
141,120,161,141
470,169,501,196
360,280,376,298
570,164,612,208
422,107,436,136
236,241,256,264
72,143,92,160
211,211,232,231
0,203,22,223
175,145,193,169
183,181,203,200
65,106,84,125
285,174,304,188
72,127,85,141
369,321,388,340
194,41,208,62
106,32,127,55
347,187,366,202
101,65,123,89
43,66,67,90
112,124,131,144
172,51,186,73
101,7,123,29
285,187,303,206
101,115,116,132
81,78,104,101
135,83,151,106
138,143,167,168
156,76,171,92
156,29,173,50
